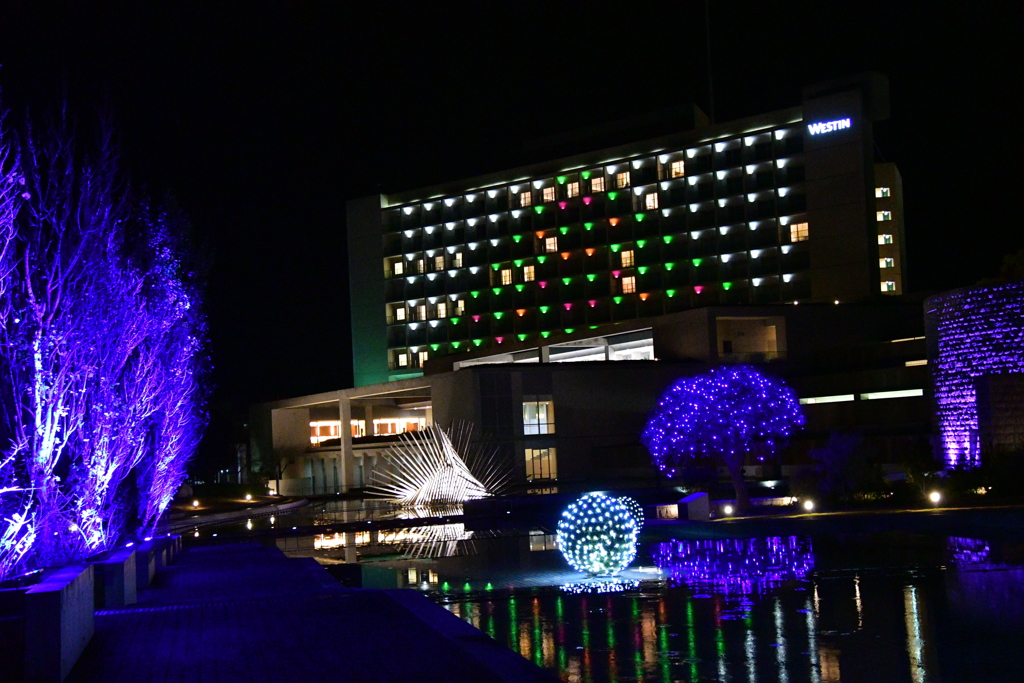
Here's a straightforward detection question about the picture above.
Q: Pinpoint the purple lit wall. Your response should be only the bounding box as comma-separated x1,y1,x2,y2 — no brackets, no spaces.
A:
654,536,814,596
925,282,1024,467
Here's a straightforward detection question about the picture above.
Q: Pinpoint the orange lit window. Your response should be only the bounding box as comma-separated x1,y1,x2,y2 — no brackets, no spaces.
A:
644,193,659,210
616,171,631,188
545,237,558,253
542,187,556,203
397,353,408,367
790,222,809,242
436,301,447,318
520,191,532,207
621,250,634,268
591,176,606,193
434,255,445,271
393,260,405,276
395,307,406,321
501,269,513,285
453,252,463,268
670,160,685,178
621,276,636,294
567,182,580,198
523,265,535,282
417,350,429,366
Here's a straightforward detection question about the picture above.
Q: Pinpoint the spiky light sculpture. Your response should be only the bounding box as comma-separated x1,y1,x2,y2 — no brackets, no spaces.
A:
617,495,644,527
557,492,639,577
371,422,513,507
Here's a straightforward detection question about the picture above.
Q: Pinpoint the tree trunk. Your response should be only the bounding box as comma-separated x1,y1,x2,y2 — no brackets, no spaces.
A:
727,461,750,513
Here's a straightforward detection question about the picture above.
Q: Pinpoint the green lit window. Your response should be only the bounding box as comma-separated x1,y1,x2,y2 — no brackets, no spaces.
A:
875,187,890,198
878,234,893,245
880,258,894,269
876,210,892,222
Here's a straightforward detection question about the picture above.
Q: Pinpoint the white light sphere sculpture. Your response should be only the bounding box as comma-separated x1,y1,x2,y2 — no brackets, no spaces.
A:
617,495,644,526
557,492,639,577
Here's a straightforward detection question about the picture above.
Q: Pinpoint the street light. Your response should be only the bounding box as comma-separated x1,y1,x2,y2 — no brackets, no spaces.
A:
803,499,815,512
722,504,734,515
929,491,941,504
192,499,199,508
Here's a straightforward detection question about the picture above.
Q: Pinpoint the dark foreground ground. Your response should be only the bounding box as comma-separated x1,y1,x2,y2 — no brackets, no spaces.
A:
66,543,557,683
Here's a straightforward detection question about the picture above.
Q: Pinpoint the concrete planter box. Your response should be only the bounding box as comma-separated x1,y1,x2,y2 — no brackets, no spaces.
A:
91,548,137,610
134,541,158,590
24,564,95,682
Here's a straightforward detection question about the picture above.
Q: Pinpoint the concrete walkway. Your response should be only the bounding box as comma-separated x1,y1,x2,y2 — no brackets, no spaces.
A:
67,543,557,683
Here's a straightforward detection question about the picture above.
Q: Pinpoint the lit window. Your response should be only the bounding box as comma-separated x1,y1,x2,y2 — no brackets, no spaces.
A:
878,234,893,245
790,222,809,242
395,307,406,321
501,269,512,286
875,187,890,198
417,304,427,320
436,301,447,318
542,187,556,203
415,259,425,274
620,250,634,268
397,353,408,367
567,182,580,198
523,265,535,282
393,260,405,276
881,281,896,292
880,257,894,269
616,171,631,188
417,350,429,367
520,191,532,207
456,299,465,314
525,447,558,481
621,275,636,294
523,396,555,435
644,193,659,210
591,176,606,193
434,255,445,271
877,210,891,221
545,237,558,253
670,160,685,178
453,252,463,268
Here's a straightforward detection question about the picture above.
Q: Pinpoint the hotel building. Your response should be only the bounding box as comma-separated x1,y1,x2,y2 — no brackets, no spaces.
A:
252,73,929,496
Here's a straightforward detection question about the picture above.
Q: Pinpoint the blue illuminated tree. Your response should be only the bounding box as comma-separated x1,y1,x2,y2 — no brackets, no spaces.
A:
0,108,207,576
641,365,804,511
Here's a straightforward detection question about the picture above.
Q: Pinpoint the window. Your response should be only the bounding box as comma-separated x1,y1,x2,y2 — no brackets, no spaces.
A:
415,259,425,274
790,222,809,242
395,307,406,321
393,260,405,276
620,249,634,268
616,171,631,188
436,301,447,318
542,187,556,203
880,257,894,269
670,160,685,178
453,252,463,268
416,304,427,320
621,275,636,294
501,268,512,286
567,182,580,198
523,396,555,435
591,176,606,193
523,265,535,282
644,193,659,210
875,187,890,198
878,234,893,245
525,447,558,481
881,281,896,292
877,210,892,222
456,299,465,315
520,191,532,207
417,350,429,367
397,353,408,367
545,237,558,253
434,255,445,271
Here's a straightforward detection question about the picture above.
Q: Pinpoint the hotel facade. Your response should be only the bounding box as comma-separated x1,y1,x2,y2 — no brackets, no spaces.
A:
252,73,930,496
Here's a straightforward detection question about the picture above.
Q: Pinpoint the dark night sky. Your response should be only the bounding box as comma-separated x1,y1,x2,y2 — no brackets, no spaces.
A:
0,2,1019,459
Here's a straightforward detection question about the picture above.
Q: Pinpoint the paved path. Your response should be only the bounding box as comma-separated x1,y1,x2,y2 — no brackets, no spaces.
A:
67,543,557,683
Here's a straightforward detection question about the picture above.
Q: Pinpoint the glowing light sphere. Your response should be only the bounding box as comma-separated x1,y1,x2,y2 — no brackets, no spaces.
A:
803,500,815,511
617,496,644,526
929,491,941,504
557,492,639,577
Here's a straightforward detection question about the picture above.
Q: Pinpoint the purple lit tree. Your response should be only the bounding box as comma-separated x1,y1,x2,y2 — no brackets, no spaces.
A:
0,109,207,577
641,365,803,511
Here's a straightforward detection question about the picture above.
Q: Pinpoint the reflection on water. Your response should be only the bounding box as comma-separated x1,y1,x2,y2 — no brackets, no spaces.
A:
426,534,1023,682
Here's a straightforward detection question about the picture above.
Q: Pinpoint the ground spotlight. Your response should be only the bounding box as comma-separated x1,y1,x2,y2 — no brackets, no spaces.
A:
929,491,941,504
723,504,734,515
803,500,815,512
245,494,252,501
192,499,199,508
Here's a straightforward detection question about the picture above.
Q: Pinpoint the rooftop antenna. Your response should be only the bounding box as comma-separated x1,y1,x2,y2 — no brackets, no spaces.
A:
704,0,716,124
